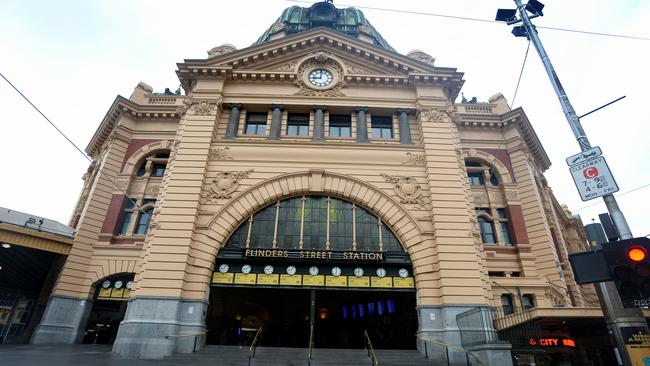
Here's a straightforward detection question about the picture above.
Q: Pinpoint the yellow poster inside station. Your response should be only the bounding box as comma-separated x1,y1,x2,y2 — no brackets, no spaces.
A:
280,274,302,286
234,273,257,285
257,274,279,285
326,275,348,287
302,275,325,286
393,277,415,288
371,277,393,288
122,289,131,298
98,288,112,298
111,288,125,298
348,276,370,287
213,272,234,284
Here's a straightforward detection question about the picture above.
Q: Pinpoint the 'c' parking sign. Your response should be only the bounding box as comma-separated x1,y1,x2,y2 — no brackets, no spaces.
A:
569,157,619,201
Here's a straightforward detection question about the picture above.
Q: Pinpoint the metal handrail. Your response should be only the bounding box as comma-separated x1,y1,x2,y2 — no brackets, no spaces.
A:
416,336,484,366
164,330,207,352
248,327,263,366
307,324,314,366
363,329,379,366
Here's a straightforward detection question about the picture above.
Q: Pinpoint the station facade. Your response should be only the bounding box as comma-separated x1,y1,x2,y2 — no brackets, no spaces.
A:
30,2,620,365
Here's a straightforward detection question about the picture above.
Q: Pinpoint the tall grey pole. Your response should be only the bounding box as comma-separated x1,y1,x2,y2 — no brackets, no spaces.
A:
513,1,647,364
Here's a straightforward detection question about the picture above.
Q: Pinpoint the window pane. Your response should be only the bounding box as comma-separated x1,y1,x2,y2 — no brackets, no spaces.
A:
468,172,484,186
250,203,277,248
501,295,514,315
136,161,146,176
381,224,401,251
134,208,153,235
496,208,507,218
329,199,353,251
303,196,327,250
500,222,511,245
330,115,351,137
371,116,392,139
356,206,379,251
226,220,250,248
118,212,133,235
287,113,309,136
151,163,166,177
245,113,267,135
478,217,496,244
276,197,303,250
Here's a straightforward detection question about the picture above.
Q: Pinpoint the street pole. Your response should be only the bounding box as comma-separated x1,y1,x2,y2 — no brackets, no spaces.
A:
512,1,648,364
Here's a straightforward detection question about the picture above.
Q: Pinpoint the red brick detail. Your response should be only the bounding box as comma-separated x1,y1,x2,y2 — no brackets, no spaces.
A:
506,204,529,244
121,139,159,170
101,194,128,234
478,148,514,180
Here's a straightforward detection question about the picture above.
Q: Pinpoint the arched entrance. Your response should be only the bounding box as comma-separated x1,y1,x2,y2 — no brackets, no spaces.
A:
82,273,134,344
206,195,417,349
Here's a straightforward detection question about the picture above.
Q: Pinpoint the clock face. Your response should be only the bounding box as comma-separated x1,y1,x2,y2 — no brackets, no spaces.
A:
219,264,230,273
308,68,333,87
126,281,134,290
242,264,252,274
331,267,342,277
376,268,387,278
264,265,274,275
114,280,123,289
354,267,364,277
102,280,111,289
399,268,409,278
309,266,319,276
287,265,297,275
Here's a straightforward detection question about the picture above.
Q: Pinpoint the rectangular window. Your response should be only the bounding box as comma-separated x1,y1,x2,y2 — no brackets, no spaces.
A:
287,113,310,136
245,113,267,135
501,294,514,315
478,217,496,244
117,198,137,235
329,114,351,137
500,222,512,245
151,163,166,177
468,172,485,186
371,116,393,139
522,294,535,310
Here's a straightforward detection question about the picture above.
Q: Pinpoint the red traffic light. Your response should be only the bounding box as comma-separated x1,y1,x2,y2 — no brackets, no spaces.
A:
628,246,647,263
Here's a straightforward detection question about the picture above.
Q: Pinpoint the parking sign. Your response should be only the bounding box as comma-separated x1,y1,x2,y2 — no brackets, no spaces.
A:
569,156,619,201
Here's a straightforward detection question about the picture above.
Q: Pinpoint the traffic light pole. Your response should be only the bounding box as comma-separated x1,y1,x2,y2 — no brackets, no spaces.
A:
513,1,648,364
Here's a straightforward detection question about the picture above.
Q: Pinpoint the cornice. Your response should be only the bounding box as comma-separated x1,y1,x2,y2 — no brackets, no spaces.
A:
176,28,463,95
86,96,181,157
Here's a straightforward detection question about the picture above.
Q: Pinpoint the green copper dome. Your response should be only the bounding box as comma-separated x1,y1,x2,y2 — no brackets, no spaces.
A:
253,2,395,52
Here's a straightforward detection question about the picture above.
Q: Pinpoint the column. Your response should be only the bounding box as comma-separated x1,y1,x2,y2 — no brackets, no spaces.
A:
224,103,242,138
355,106,369,143
396,109,413,144
313,105,326,141
268,104,283,140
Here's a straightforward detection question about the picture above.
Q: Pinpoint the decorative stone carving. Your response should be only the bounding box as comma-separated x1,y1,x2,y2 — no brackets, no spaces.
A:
472,191,489,205
274,60,299,72
406,50,435,66
505,189,519,201
294,52,345,97
146,186,160,196
203,170,254,202
381,173,425,206
209,147,234,160
207,44,237,57
192,99,220,115
419,108,450,123
346,64,369,74
402,152,426,166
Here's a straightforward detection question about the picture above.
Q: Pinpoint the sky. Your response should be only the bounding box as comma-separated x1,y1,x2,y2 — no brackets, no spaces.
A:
1,0,649,239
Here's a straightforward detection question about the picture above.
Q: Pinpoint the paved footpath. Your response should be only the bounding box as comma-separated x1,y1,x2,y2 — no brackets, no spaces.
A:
0,345,217,366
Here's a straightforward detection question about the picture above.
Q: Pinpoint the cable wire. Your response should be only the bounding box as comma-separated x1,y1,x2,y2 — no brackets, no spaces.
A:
511,40,530,108
286,1,650,42
0,71,141,211
574,182,650,212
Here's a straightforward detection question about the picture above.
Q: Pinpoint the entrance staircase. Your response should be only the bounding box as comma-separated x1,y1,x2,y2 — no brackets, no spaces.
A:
176,345,438,366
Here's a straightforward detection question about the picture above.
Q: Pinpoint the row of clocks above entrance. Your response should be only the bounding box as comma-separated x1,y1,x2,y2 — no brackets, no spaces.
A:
217,263,409,279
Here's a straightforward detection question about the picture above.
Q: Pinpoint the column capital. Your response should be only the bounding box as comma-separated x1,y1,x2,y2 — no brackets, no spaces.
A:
228,103,242,109
355,106,368,113
396,108,414,115
313,105,327,111
271,104,284,111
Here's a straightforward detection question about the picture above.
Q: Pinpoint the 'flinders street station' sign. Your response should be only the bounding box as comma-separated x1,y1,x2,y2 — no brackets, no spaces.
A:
244,248,386,261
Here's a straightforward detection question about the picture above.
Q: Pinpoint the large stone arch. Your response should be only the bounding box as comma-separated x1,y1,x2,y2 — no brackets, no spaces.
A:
121,139,174,175
201,169,427,264
461,148,513,185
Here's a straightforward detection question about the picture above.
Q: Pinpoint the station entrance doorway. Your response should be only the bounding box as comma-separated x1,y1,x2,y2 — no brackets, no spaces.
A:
206,286,417,349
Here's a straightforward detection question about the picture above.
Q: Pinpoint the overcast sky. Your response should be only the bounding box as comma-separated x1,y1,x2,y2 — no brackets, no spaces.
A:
1,0,649,239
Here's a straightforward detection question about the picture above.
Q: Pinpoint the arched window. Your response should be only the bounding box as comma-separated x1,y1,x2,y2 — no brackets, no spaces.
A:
476,207,512,246
224,196,402,252
135,152,170,177
465,159,500,186
117,198,156,236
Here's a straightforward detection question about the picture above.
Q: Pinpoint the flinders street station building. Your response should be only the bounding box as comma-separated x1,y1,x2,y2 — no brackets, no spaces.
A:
9,2,625,365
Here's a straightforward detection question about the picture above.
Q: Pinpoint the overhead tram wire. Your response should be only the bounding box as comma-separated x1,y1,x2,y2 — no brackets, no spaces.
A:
574,182,650,212
0,71,141,211
286,1,650,42
510,40,531,108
